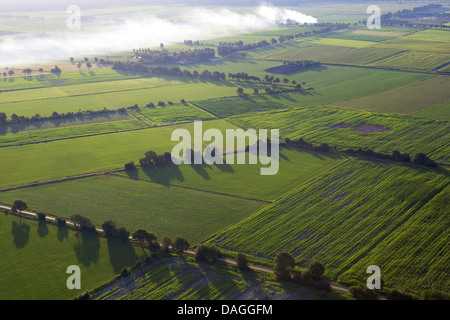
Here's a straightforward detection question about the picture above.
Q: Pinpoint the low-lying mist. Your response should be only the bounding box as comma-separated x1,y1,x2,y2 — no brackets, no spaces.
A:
0,4,318,67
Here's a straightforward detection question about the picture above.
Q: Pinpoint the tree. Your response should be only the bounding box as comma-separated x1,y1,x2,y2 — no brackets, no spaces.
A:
8,70,14,77
124,161,136,171
102,220,117,237
195,244,220,262
70,213,95,232
308,260,325,280
77,62,82,71
349,286,378,300
253,88,259,95
116,227,130,241
133,229,149,245
172,236,190,254
38,68,44,74
86,62,92,70
235,253,249,271
274,251,295,281
12,200,28,223
162,236,172,253
160,43,164,49
236,87,244,95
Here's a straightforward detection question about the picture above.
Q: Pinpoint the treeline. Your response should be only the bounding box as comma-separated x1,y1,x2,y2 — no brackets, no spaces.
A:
135,48,215,64
217,23,349,56
0,108,126,125
283,137,438,167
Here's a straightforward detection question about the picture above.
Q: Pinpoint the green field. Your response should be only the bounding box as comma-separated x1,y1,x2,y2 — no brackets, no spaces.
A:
330,76,450,115
0,119,147,148
94,255,347,300
414,101,450,122
340,184,450,292
0,119,238,188
228,106,450,164
207,159,450,293
0,174,264,244
117,147,347,201
128,103,215,126
0,213,148,300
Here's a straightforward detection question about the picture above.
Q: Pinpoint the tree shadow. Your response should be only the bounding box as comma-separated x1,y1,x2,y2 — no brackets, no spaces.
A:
73,231,100,267
141,165,184,185
106,238,140,274
11,221,30,248
37,221,49,238
57,225,69,242
189,163,210,180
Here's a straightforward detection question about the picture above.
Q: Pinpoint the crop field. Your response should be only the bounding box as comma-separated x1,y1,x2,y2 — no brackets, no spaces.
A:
1,2,449,301
414,101,450,122
0,213,148,300
116,147,347,201
0,81,251,118
329,75,450,115
207,159,450,293
94,255,346,300
0,119,147,148
369,51,450,72
0,119,238,188
228,106,450,164
321,31,395,42
193,95,288,117
128,103,215,126
0,174,265,244
340,184,450,292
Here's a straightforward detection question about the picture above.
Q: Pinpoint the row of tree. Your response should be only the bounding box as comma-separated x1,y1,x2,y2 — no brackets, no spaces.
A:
283,137,439,168
0,108,124,125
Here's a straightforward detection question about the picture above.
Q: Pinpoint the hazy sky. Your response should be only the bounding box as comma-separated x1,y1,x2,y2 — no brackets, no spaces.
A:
0,3,318,66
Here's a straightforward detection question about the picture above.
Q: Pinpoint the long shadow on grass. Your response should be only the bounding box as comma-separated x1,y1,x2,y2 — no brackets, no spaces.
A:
11,221,30,248
73,231,100,267
107,238,139,274
37,221,49,238
57,225,69,242
141,165,184,185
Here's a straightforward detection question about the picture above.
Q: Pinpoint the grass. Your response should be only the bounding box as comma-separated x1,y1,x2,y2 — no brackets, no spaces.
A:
0,81,249,118
117,147,347,201
193,95,288,118
128,103,215,126
0,212,148,300
0,119,147,148
228,106,450,164
0,174,264,244
93,255,347,300
0,119,238,188
329,75,450,115
207,159,450,293
322,31,395,42
369,51,450,72
414,100,450,122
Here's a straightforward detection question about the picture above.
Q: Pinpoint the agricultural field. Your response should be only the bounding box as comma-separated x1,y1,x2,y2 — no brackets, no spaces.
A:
228,106,450,164
93,255,347,300
0,119,238,188
116,147,347,201
1,1,449,301
0,212,149,300
207,159,450,293
0,174,265,244
329,75,450,116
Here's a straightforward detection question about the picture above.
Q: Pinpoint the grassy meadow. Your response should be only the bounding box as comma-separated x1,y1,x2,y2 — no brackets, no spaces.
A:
0,212,148,300
0,174,265,244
